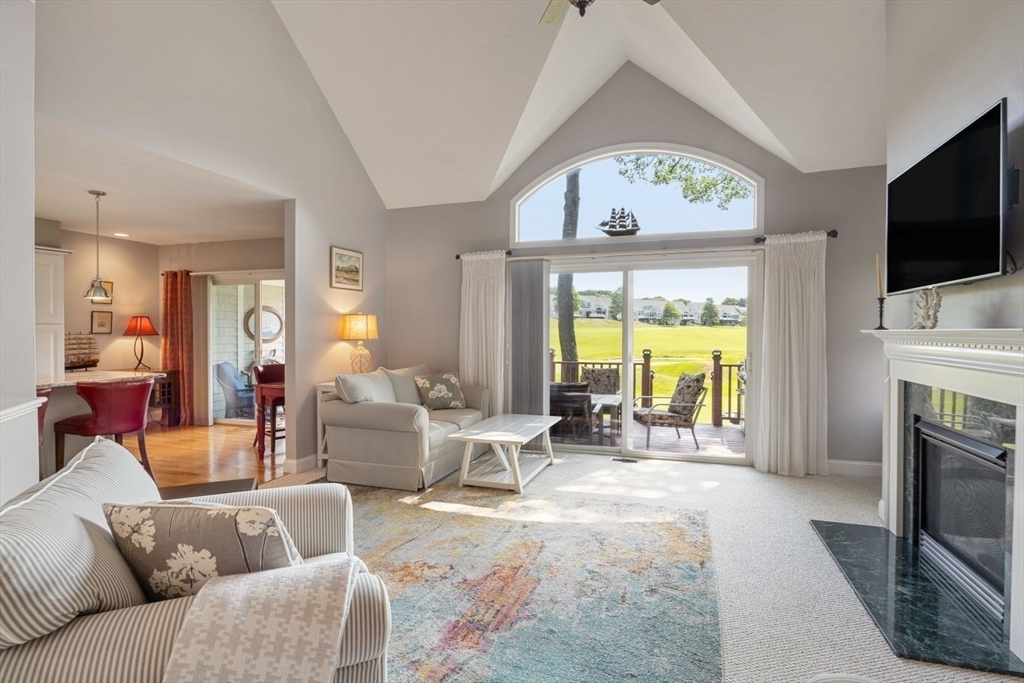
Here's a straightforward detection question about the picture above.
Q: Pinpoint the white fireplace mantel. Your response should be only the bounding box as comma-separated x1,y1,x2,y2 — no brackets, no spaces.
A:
865,328,1024,659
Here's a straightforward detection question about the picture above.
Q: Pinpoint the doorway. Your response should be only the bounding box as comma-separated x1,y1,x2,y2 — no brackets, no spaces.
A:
546,252,761,464
209,275,286,426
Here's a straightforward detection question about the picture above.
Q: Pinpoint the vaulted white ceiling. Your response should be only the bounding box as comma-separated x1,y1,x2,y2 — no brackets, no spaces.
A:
274,0,886,209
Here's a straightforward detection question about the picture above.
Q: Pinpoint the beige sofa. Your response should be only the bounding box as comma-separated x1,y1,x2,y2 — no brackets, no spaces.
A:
322,365,490,491
0,439,390,683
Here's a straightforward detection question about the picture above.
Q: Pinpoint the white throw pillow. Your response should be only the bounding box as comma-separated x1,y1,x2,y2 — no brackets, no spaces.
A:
383,364,430,405
335,368,397,404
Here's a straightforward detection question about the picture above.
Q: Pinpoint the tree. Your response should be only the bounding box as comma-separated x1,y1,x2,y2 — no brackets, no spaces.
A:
700,297,720,326
739,309,748,327
578,289,614,297
614,154,752,209
556,169,581,363
608,287,622,320
660,301,681,326
721,297,748,306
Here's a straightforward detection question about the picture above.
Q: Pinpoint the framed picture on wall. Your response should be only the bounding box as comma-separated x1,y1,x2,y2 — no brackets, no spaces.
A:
91,310,113,334
91,281,114,305
331,247,363,291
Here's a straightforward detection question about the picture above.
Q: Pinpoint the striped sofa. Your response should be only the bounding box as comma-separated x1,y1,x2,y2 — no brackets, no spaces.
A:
0,438,390,683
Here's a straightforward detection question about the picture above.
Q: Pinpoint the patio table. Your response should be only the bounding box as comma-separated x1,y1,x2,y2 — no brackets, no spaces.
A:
590,393,623,446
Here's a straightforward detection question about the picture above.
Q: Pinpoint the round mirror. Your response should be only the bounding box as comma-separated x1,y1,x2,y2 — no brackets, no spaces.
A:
243,306,284,343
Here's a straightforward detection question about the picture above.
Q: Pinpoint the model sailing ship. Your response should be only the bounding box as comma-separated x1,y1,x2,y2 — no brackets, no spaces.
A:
65,333,100,371
596,208,641,236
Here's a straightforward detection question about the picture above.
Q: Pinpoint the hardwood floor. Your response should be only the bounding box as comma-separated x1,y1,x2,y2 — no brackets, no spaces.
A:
121,423,287,487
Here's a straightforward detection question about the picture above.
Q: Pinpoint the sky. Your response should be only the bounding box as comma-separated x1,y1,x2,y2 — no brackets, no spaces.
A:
552,267,747,304
519,155,754,242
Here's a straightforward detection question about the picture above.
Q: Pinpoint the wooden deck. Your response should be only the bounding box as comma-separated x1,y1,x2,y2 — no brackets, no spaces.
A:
551,418,746,458
628,422,746,458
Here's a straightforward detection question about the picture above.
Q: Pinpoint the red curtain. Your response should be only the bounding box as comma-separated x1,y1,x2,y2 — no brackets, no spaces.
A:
161,271,194,426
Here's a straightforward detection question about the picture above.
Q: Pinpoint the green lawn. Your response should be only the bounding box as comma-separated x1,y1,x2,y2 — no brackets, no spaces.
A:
550,319,748,422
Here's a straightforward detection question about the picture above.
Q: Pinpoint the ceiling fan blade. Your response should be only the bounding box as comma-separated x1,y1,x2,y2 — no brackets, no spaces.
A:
540,0,569,25
642,0,661,5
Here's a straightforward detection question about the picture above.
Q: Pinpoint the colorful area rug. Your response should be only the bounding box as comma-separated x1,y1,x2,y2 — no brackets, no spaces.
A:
348,481,722,683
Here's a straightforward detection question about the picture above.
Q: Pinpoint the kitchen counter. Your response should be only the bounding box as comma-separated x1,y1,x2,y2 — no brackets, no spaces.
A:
37,369,166,389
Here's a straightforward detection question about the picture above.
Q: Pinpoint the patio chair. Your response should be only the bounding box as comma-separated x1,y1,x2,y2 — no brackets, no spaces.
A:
581,366,620,395
550,382,594,442
633,372,708,450
214,361,254,419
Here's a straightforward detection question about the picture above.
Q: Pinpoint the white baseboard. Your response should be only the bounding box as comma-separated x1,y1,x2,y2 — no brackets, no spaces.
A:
827,459,883,477
284,453,318,475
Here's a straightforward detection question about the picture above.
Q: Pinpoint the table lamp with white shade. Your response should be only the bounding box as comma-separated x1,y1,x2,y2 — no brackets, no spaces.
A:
340,312,378,374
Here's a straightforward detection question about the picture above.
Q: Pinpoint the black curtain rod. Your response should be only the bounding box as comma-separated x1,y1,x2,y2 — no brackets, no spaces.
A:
456,250,512,260
754,229,837,244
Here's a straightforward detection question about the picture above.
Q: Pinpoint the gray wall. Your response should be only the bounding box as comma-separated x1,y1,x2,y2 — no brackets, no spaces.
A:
61,229,161,370
158,238,285,274
1,0,37,404
885,0,1024,328
35,217,62,249
0,0,39,504
388,62,886,465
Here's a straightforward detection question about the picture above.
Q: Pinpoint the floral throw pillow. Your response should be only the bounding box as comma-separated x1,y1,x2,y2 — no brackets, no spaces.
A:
667,372,706,421
414,372,466,410
102,502,302,602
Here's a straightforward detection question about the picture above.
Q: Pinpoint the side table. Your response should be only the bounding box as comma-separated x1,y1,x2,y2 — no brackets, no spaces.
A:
316,382,335,468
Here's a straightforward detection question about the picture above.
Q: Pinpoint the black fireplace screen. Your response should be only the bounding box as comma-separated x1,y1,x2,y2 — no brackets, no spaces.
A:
919,422,1007,592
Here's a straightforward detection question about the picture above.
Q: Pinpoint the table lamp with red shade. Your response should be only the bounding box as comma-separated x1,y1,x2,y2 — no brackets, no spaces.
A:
124,315,159,371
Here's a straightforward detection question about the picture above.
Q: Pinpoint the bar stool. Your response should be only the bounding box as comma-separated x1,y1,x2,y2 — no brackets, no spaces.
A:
54,378,155,477
253,363,285,454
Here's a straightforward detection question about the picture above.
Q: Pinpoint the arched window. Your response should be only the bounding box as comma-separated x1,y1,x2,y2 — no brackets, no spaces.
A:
513,145,763,246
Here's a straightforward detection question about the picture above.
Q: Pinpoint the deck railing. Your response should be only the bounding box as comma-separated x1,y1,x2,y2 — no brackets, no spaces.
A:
550,349,654,408
549,348,745,422
711,350,745,427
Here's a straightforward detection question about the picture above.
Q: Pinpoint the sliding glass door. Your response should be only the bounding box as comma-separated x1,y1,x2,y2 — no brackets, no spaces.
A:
209,274,286,425
549,269,623,447
546,252,760,464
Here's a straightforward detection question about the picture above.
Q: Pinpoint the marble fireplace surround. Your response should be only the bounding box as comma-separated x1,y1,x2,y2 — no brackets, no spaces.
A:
869,328,1024,661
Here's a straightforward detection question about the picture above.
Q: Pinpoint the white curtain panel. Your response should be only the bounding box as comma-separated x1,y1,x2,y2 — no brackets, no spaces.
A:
459,250,507,415
755,231,828,476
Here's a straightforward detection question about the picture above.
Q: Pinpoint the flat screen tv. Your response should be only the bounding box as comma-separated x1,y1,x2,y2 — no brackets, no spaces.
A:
886,99,1006,295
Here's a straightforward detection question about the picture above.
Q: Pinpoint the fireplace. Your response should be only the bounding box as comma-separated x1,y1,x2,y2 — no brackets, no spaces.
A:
916,419,1008,621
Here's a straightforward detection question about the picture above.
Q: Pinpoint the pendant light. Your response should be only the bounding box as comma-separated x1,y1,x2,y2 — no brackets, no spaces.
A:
83,190,111,301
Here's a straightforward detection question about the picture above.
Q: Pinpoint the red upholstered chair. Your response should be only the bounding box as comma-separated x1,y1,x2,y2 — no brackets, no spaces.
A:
53,378,155,477
253,364,285,453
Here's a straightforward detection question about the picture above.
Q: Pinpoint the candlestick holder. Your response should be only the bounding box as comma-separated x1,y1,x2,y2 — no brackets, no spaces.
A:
875,297,887,331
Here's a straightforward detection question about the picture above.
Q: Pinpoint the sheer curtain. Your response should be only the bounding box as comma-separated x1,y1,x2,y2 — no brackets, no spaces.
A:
161,270,194,426
755,232,828,476
459,251,506,415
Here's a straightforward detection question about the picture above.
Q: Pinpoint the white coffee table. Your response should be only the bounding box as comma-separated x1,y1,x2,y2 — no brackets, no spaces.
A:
450,414,560,494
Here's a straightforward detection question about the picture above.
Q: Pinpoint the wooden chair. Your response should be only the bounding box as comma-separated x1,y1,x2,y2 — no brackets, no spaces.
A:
253,364,285,453
633,374,708,450
53,378,155,477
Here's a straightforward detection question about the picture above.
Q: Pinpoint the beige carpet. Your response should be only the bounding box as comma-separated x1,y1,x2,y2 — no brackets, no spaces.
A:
282,454,1014,682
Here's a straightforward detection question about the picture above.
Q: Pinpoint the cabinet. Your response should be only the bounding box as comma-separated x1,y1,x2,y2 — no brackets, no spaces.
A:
35,248,69,375
35,324,64,377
